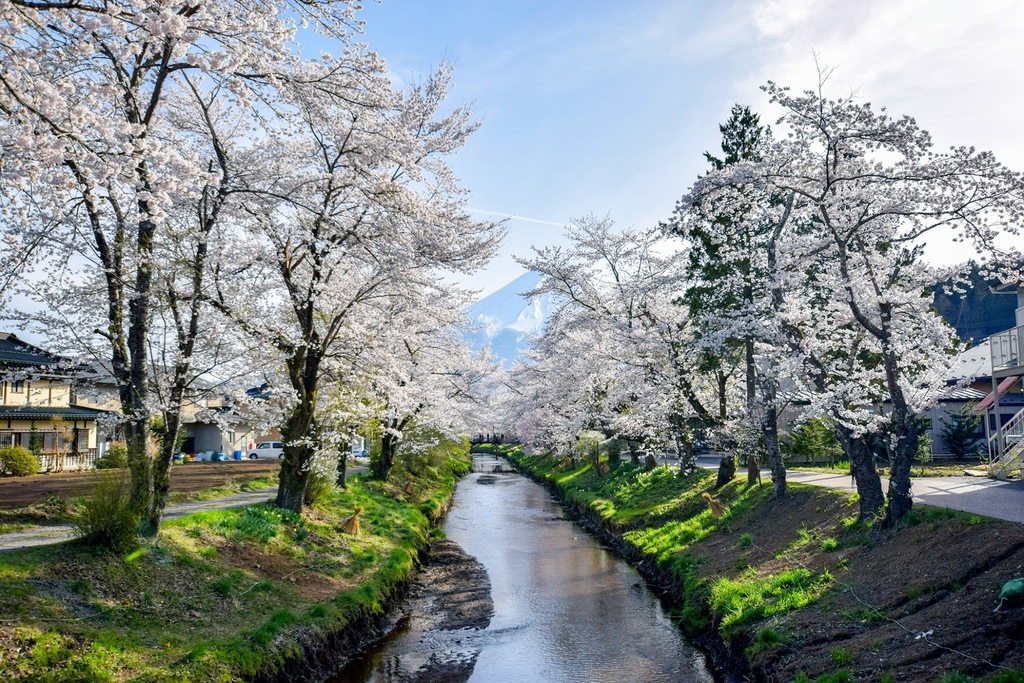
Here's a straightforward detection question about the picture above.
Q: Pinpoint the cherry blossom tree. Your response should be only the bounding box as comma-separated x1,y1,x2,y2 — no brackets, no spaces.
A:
768,75,1021,522
0,1,368,529
206,62,501,510
513,216,716,473
669,105,789,495
690,72,1023,523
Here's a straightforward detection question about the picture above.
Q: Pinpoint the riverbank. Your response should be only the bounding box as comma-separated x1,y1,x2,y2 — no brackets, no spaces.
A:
332,537,494,682
0,443,472,682
507,446,1024,683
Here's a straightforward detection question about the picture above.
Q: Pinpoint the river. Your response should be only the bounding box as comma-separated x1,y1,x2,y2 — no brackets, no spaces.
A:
332,455,712,682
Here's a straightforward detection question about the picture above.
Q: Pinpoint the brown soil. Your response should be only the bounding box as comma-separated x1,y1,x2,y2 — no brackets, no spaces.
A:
0,460,278,508
689,489,1024,682
215,541,353,601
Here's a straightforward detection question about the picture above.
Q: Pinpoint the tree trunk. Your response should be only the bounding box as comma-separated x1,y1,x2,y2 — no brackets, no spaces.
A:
127,209,156,531
148,216,211,531
148,409,183,531
277,460,309,512
276,396,317,512
628,439,640,466
716,454,736,488
125,417,152,525
677,435,695,476
746,453,760,486
745,339,760,487
835,425,885,520
881,348,919,526
761,378,786,498
336,444,348,488
884,412,919,526
373,429,399,481
717,370,728,421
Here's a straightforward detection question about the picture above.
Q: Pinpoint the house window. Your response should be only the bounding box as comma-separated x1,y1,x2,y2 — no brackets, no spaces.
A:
10,380,25,393
0,433,13,449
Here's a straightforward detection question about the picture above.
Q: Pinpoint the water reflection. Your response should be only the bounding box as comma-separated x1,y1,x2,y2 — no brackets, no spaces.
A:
337,457,711,683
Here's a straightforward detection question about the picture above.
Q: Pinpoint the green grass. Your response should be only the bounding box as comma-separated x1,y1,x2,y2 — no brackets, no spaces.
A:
710,567,833,633
0,444,472,681
906,505,987,527
744,626,788,662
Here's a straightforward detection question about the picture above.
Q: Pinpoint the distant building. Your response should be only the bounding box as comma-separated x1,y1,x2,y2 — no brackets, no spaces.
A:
0,333,108,471
72,366,257,460
976,280,1024,478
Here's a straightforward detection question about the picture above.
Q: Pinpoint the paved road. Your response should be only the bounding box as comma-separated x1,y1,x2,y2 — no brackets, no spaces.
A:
698,456,1024,524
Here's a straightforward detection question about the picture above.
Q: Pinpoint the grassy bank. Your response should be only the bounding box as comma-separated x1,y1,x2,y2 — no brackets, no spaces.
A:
506,446,1024,683
0,444,471,682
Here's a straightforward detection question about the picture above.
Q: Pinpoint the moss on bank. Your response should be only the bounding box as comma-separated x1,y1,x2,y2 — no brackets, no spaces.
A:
0,442,471,682
506,445,1024,683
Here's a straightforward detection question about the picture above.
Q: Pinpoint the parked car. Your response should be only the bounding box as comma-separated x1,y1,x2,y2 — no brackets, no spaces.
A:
248,441,284,459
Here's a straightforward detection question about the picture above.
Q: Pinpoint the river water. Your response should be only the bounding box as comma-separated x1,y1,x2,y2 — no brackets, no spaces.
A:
336,455,712,682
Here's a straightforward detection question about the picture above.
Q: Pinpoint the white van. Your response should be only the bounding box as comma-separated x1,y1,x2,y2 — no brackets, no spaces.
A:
248,441,284,459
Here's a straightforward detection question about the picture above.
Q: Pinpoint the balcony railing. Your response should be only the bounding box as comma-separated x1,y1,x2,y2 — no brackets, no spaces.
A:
991,324,1024,374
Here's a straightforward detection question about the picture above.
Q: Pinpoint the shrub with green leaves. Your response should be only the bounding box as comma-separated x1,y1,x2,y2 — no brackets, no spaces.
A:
94,442,128,469
574,430,604,472
73,470,139,553
0,445,40,476
781,417,843,465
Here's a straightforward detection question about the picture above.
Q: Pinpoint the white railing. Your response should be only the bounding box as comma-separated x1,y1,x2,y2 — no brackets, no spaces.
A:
991,324,1024,373
989,405,1024,477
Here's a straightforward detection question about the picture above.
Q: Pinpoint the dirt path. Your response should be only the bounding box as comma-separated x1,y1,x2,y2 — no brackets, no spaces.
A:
0,460,279,509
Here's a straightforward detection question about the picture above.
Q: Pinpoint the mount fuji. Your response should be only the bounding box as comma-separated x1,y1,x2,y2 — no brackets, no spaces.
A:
465,271,553,367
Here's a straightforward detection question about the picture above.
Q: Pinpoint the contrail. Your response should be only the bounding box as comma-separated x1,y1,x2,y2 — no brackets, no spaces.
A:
468,208,567,228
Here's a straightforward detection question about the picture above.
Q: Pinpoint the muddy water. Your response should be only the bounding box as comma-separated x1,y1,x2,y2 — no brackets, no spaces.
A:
338,456,712,682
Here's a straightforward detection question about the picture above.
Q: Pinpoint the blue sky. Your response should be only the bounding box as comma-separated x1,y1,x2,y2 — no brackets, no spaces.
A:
330,0,1024,297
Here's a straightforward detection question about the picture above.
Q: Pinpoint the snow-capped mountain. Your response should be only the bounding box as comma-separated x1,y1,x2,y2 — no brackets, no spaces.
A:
465,271,553,367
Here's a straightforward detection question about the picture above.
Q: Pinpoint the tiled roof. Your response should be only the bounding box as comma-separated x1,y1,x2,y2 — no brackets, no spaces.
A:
0,405,110,420
0,333,65,368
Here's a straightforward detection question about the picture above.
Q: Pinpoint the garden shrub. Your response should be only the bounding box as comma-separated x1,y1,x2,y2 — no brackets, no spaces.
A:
0,445,40,476
73,469,139,553
93,442,128,469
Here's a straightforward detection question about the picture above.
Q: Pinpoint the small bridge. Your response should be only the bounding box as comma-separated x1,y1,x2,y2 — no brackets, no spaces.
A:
470,453,516,474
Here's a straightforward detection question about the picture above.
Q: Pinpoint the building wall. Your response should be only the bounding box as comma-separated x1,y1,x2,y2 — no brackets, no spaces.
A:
184,422,254,457
0,417,99,471
1,380,72,408
72,384,121,412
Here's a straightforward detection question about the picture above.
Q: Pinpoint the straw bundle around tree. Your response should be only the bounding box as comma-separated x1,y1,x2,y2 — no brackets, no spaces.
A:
701,492,728,518
342,505,364,535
